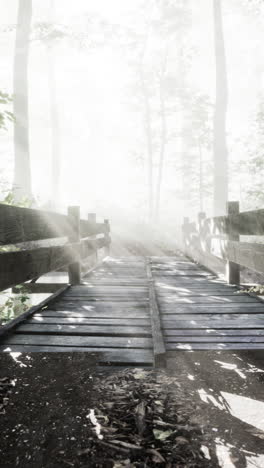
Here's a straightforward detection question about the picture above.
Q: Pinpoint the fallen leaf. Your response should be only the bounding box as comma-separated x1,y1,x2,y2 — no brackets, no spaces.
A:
153,429,173,441
175,436,189,445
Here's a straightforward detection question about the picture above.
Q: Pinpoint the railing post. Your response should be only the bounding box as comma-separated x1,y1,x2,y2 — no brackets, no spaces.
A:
198,212,206,232
67,206,81,285
182,217,190,255
88,212,98,263
226,201,240,285
104,219,111,256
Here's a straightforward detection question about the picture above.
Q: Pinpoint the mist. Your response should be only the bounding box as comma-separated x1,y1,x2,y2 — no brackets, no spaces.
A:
1,3,264,467
1,0,263,234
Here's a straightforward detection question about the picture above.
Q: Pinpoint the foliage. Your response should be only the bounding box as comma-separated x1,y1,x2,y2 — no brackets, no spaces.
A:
1,191,32,208
0,90,14,131
0,286,29,324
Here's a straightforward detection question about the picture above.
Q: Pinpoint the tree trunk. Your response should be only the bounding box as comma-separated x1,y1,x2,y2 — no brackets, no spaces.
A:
198,141,203,212
213,0,228,215
140,68,154,223
155,76,167,221
13,0,32,202
47,0,60,210
47,46,60,209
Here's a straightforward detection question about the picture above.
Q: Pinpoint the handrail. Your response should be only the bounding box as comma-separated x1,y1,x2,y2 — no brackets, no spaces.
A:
0,204,111,291
182,201,264,285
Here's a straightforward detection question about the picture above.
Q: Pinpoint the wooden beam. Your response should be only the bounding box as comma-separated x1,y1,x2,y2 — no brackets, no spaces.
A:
229,208,264,236
80,220,108,238
12,283,67,294
67,206,81,285
0,203,109,246
227,241,264,275
0,203,73,245
146,258,166,367
0,244,78,291
226,201,240,285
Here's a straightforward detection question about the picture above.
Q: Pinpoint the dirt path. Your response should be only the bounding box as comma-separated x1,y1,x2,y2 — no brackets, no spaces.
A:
0,351,264,467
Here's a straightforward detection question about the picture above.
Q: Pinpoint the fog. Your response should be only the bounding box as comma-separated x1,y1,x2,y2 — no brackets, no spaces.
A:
1,0,264,230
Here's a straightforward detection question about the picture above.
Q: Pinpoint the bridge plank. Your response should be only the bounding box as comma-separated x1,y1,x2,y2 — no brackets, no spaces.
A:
166,343,264,350
161,313,264,321
158,295,259,304
15,324,151,336
164,328,264,336
160,304,264,314
165,336,264,342
162,320,264,328
0,346,153,363
1,335,153,348
29,317,150,325
38,310,149,319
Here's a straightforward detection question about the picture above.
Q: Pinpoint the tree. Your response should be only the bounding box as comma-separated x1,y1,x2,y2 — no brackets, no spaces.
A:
13,0,32,202
0,91,13,131
33,17,67,209
213,0,228,215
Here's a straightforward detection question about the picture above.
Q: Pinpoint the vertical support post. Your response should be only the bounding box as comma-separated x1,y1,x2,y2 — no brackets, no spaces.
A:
88,212,98,263
198,211,206,254
227,201,240,285
104,219,111,257
182,217,189,254
198,212,206,233
67,206,81,285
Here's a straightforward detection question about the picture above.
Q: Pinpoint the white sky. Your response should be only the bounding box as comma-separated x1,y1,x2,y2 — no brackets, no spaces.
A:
0,0,264,220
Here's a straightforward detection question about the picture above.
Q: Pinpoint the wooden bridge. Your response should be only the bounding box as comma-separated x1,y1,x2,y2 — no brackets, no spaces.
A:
0,202,264,367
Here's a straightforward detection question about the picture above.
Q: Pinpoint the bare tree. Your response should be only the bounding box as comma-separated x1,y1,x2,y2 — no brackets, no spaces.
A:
154,49,168,221
213,0,228,215
13,0,32,202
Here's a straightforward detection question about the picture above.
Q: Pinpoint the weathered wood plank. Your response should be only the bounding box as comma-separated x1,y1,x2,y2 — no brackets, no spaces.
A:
152,270,210,276
165,336,264,343
146,258,166,365
67,286,149,292
80,220,108,237
229,208,264,236
162,320,264,329
166,343,264,350
37,309,149,318
164,328,264,336
0,346,153,362
0,244,78,291
157,290,242,297
227,201,240,284
0,203,72,244
15,324,151,336
158,295,259,304
0,203,108,245
54,298,149,304
12,283,67,294
160,304,264,314
161,313,264,321
227,241,264,275
29,317,150,325
1,335,153,348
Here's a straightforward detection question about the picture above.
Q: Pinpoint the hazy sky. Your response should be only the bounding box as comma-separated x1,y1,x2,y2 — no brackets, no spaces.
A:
1,0,264,219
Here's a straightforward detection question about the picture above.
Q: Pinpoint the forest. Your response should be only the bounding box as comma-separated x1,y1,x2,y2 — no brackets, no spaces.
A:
1,2,264,468
1,0,264,225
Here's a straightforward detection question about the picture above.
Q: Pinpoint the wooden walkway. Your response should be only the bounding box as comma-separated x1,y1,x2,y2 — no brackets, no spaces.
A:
1,255,264,365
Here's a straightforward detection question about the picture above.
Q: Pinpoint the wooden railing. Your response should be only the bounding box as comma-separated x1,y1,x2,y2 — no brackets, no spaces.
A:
0,204,111,292
182,201,264,285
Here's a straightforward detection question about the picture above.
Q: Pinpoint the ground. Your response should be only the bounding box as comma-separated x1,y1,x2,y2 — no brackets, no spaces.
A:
0,351,264,468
